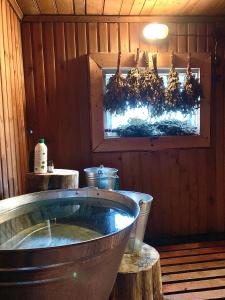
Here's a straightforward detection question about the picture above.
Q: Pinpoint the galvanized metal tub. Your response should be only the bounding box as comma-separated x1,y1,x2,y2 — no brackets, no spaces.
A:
117,190,153,254
0,189,139,300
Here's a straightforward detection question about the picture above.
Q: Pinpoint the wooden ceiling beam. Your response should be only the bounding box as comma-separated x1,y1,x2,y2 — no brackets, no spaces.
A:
23,14,225,23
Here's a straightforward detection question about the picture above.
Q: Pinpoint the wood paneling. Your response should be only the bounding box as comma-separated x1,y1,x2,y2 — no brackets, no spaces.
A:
21,18,225,240
16,0,225,16
0,0,27,199
23,15,225,23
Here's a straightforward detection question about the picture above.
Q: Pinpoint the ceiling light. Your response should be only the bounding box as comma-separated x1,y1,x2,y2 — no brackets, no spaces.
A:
143,23,169,40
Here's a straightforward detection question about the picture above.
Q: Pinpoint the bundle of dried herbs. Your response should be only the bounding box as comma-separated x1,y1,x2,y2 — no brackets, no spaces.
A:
104,52,127,114
124,48,142,109
140,52,166,116
181,55,202,114
116,118,153,137
165,53,182,112
154,120,198,136
115,118,198,137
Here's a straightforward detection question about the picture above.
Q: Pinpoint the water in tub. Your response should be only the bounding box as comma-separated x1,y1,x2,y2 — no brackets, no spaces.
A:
0,197,134,250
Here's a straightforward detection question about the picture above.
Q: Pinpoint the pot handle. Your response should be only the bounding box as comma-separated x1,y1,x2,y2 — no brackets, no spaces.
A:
139,199,144,207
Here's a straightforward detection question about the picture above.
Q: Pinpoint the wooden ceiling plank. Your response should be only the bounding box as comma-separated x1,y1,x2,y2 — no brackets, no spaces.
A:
35,0,57,14
120,0,135,15
193,0,225,15
16,0,40,14
140,0,156,15
130,0,146,15
181,0,223,15
55,0,74,14
151,0,190,15
7,0,23,19
86,0,104,15
215,0,225,14
104,0,123,15
181,0,201,15
74,0,85,14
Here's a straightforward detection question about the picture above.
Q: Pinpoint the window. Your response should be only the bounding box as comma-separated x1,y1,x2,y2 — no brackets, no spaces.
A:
89,53,211,152
103,68,200,138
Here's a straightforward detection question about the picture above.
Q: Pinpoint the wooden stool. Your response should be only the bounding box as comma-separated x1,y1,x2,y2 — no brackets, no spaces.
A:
26,169,79,193
110,243,163,300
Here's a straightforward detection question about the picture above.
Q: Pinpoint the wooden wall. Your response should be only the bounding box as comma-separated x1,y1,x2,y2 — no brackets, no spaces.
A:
21,18,225,240
0,0,27,199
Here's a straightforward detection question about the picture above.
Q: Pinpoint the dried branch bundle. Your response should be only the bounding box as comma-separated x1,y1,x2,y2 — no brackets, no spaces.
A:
181,56,202,114
140,52,165,116
165,53,182,112
104,52,127,114
124,48,142,109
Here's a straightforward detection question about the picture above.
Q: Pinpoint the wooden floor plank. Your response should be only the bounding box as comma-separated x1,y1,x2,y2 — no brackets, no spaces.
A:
164,288,225,300
160,241,225,299
163,277,225,294
163,268,225,283
162,259,225,274
160,246,225,259
157,240,225,252
161,252,225,266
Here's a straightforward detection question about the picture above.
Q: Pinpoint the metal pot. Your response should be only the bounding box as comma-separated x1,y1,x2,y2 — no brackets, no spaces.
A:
0,189,139,300
117,190,153,254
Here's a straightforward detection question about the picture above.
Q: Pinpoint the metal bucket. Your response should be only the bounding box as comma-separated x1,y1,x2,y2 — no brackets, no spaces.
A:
0,189,139,300
84,166,119,190
117,190,153,254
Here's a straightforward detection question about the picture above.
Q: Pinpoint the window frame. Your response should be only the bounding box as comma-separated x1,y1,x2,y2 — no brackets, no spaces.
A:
88,52,211,152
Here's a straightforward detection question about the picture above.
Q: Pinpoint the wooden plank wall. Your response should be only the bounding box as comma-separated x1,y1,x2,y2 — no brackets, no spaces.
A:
0,0,27,199
21,19,225,240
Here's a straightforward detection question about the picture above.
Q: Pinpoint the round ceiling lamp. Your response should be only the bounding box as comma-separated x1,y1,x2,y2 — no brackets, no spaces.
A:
143,23,169,40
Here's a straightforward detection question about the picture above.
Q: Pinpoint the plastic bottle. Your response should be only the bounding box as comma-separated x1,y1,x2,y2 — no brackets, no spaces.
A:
34,138,47,174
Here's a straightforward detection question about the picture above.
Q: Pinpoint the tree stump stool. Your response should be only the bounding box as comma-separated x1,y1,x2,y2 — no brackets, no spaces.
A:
26,169,79,193
110,243,163,300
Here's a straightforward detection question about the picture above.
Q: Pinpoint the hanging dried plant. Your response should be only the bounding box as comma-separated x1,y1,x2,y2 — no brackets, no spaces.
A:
140,52,166,116
165,52,182,112
181,54,202,114
124,48,142,109
104,51,127,114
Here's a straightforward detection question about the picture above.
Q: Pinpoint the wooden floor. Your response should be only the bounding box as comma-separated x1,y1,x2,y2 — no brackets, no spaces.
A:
157,240,225,300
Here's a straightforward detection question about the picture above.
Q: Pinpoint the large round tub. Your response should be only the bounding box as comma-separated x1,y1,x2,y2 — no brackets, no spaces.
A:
0,189,139,300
